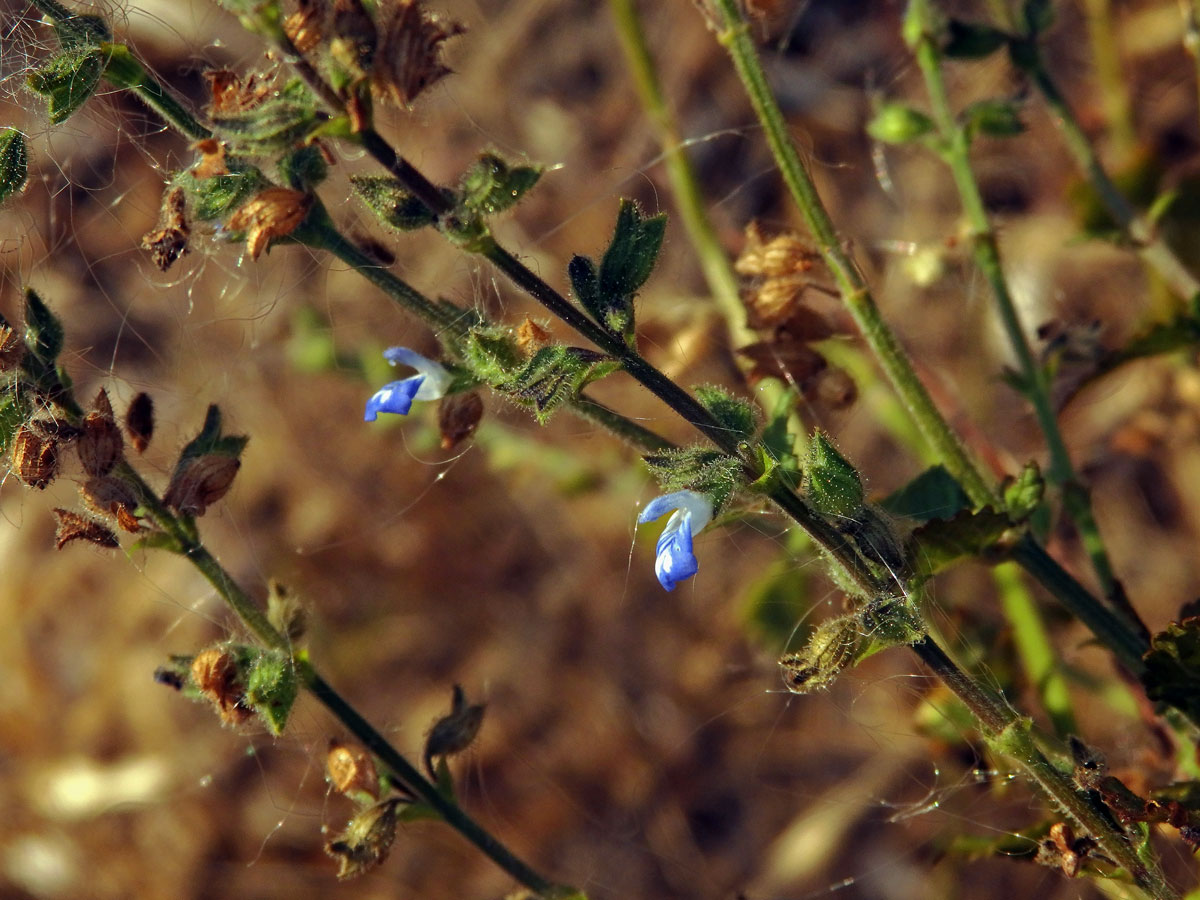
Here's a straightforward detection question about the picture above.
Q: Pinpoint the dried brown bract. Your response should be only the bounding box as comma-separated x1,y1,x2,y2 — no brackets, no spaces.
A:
284,0,328,53
80,475,138,519
227,187,312,260
371,0,464,108
0,324,24,372
438,392,483,449
325,799,403,880
11,427,58,489
516,316,552,352
205,69,270,116
326,739,380,802
423,684,485,778
125,392,154,453
29,417,82,443
331,0,378,75
52,508,119,550
78,389,124,477
191,648,253,726
190,138,229,180
164,454,241,516
141,186,191,272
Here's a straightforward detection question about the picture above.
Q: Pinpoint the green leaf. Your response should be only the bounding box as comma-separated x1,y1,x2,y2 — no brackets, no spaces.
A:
175,405,248,467
693,385,757,442
128,530,182,554
942,19,1010,59
961,99,1025,139
867,104,935,145
27,48,105,125
880,465,971,523
907,506,1013,576
0,130,28,204
458,152,541,216
804,430,864,519
598,199,666,301
1001,461,1044,521
350,175,439,231
23,287,64,366
0,390,30,456
245,649,298,735
1142,617,1200,723
760,388,800,474
568,254,602,321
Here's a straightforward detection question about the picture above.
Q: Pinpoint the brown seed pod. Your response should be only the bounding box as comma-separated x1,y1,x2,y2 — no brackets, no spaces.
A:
52,508,119,550
0,324,24,372
371,0,464,108
125,392,154,453
191,648,252,726
79,475,139,518
141,186,191,272
163,454,241,516
227,187,313,261
78,393,124,477
190,139,228,180
437,392,483,450
11,428,58,489
326,739,380,802
423,684,485,778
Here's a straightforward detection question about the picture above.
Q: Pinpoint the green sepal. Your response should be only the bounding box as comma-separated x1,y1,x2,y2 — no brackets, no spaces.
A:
1001,461,1044,521
458,152,541,217
942,19,1010,59
961,99,1025,139
245,649,298,735
642,446,742,511
0,390,30,456
880,464,972,523
180,164,266,222
175,405,249,466
497,346,619,423
27,47,105,125
212,79,319,156
858,595,924,649
867,103,935,145
693,385,757,443
461,327,526,384
0,130,28,204
905,506,1013,576
803,430,864,519
22,287,64,367
1142,617,1200,723
350,175,440,231
278,145,328,191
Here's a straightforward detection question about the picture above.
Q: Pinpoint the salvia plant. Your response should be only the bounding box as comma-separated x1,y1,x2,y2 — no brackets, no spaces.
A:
7,0,1200,897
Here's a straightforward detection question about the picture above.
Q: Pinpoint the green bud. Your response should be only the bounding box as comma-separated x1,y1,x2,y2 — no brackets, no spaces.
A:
245,649,298,735
1002,461,1044,521
27,48,105,125
942,20,1010,59
0,130,28,205
961,99,1025,139
350,175,439,231
694,385,757,443
868,104,935,145
458,152,541,217
23,287,64,367
804,430,864,519
779,615,861,694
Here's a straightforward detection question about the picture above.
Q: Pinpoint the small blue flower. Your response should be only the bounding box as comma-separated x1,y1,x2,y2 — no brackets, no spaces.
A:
364,347,454,422
637,490,714,591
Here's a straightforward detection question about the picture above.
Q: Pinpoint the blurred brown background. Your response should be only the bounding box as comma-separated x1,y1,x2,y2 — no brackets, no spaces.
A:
4,0,1200,898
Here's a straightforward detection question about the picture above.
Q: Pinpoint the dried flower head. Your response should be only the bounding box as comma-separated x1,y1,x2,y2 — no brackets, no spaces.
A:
11,427,58,489
735,222,820,280
371,0,464,108
284,0,328,53
326,739,380,803
52,508,119,550
325,799,403,880
141,186,191,272
29,417,82,443
205,69,270,117
516,316,552,352
266,579,308,641
437,392,483,449
163,453,241,516
125,392,154,453
78,389,124,477
330,0,378,75
0,324,24,371
191,648,252,726
423,684,486,778
190,138,229,180
227,187,312,261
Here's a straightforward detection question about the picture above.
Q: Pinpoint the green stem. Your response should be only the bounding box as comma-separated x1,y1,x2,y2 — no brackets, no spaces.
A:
911,634,1177,899
911,8,1130,618
1017,45,1200,305
705,0,995,510
994,562,1076,736
1078,0,1137,162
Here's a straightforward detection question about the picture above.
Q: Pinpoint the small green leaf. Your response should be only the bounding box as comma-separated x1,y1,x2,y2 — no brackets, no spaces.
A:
804,430,864,519
23,287,64,366
942,19,1010,59
27,48,105,125
350,175,439,231
1001,461,1043,520
458,152,541,216
0,390,30,456
1142,617,1200,723
598,199,666,301
0,130,28,204
128,530,182,554
961,99,1025,139
867,103,935,145
245,649,297,735
693,385,757,442
907,506,1013,576
880,465,972,523
176,405,249,464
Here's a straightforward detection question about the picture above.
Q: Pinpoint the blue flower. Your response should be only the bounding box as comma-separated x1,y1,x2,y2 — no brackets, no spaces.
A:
637,490,714,591
364,347,454,422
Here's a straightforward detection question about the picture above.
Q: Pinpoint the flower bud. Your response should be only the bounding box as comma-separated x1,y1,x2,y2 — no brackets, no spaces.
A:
423,684,485,778
438,392,483,449
11,427,58,489
51,508,118,550
79,475,139,519
124,392,154,453
324,798,403,880
804,430,864,519
779,614,861,694
163,454,241,516
78,389,124,477
867,103,935,144
191,648,252,726
326,739,380,804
